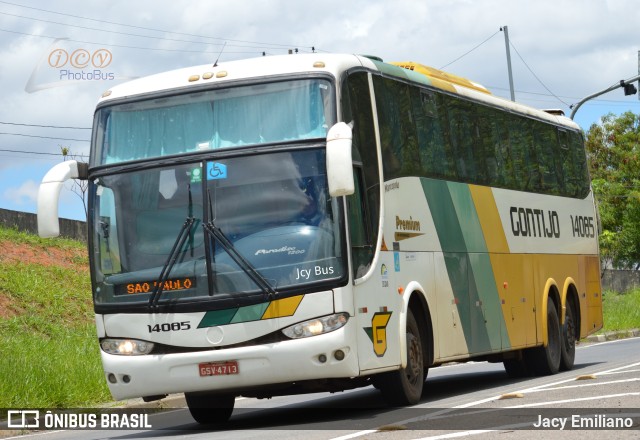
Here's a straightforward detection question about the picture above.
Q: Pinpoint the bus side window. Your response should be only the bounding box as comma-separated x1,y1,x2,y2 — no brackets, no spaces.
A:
348,167,374,279
535,123,562,195
490,111,512,188
413,88,449,179
562,130,590,198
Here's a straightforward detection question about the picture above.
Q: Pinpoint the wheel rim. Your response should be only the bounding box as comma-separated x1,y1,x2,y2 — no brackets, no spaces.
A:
565,307,576,350
549,308,561,363
405,332,423,387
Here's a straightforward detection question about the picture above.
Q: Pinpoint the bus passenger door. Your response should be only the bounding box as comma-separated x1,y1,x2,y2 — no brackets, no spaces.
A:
348,169,401,372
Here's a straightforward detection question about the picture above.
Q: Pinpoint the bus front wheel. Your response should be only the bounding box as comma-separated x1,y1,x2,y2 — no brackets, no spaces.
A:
185,392,235,425
375,310,424,405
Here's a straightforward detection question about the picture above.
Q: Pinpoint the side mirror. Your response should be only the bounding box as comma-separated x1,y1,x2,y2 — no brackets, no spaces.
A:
37,160,88,238
326,122,355,197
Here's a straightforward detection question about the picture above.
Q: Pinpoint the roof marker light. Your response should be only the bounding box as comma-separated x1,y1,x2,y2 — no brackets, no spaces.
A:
202,72,214,80
216,71,228,78
188,75,200,82
313,61,325,68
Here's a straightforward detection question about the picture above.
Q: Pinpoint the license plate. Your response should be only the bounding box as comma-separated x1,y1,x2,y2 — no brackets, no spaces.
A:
199,361,239,377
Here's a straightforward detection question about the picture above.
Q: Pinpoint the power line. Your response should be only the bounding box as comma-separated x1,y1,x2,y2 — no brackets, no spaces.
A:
440,30,501,70
507,39,570,107
0,27,267,55
0,11,295,51
0,0,313,51
435,28,585,109
0,148,88,158
0,121,91,130
0,132,89,142
486,83,640,107
0,152,61,161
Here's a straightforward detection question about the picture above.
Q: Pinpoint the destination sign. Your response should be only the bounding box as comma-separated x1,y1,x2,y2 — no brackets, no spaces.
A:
114,277,197,296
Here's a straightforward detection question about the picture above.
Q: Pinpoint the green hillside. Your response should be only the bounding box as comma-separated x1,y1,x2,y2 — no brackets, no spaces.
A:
0,226,109,408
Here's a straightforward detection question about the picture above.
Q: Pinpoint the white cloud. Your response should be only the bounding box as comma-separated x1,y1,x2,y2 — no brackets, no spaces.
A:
3,180,39,205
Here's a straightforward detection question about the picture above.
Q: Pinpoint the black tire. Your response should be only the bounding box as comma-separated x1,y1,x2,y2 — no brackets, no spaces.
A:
185,392,235,425
560,299,577,371
375,310,424,405
527,299,561,376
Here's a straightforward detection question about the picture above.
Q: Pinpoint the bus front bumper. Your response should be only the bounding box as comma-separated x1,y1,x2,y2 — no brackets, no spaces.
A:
101,321,360,400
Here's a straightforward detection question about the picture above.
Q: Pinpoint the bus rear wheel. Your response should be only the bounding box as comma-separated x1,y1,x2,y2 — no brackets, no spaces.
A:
560,299,577,371
185,392,235,425
375,310,424,406
527,299,561,376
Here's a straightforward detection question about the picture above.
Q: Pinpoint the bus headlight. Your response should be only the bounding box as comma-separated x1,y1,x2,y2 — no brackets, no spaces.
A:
282,313,349,339
100,338,154,355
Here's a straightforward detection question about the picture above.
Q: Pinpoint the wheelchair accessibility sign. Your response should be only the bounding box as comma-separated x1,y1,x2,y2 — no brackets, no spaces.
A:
207,162,227,180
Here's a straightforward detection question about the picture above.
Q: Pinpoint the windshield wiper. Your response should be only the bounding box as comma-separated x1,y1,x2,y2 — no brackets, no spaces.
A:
203,220,276,298
148,216,196,308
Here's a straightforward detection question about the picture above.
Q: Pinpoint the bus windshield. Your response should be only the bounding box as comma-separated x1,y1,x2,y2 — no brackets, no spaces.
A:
92,78,333,166
90,148,345,310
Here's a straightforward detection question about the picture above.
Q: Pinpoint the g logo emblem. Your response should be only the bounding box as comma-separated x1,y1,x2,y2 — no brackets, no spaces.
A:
364,312,392,357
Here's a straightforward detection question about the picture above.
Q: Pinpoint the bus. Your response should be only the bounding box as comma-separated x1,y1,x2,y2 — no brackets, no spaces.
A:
37,53,603,424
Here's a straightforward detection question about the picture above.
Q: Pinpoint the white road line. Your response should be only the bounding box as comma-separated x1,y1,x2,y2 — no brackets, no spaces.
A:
413,412,640,440
600,368,640,375
520,378,640,393
329,430,378,440
598,361,640,374
578,336,639,349
413,429,498,439
505,392,640,408
458,360,640,408
330,359,640,440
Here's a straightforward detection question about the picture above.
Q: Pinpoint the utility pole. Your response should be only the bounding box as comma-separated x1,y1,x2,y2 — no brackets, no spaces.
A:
502,26,516,101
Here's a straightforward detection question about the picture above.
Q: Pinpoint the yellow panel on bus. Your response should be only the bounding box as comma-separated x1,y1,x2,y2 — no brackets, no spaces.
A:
390,61,491,95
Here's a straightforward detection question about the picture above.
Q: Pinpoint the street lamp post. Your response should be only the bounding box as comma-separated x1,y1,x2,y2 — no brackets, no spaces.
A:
570,75,640,120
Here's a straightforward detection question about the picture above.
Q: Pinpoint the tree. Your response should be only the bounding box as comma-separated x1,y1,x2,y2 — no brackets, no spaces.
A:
60,145,88,219
585,111,640,269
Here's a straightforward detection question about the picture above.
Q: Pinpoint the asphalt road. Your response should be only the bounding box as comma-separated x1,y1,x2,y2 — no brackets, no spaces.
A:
3,337,639,439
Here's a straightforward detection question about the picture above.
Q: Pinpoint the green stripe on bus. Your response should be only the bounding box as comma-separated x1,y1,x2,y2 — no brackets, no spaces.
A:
198,302,271,328
198,308,238,328
449,181,510,350
420,179,467,252
231,302,270,324
421,178,508,352
447,181,487,253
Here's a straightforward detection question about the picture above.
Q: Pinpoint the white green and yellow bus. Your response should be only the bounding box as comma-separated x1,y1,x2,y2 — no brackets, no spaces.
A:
38,53,602,424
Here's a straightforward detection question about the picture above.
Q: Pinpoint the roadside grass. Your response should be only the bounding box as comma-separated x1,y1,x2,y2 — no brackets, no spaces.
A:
601,289,640,332
0,227,110,408
0,326,108,408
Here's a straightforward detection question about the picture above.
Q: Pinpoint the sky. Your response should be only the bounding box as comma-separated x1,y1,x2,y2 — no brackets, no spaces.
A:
1,0,639,221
